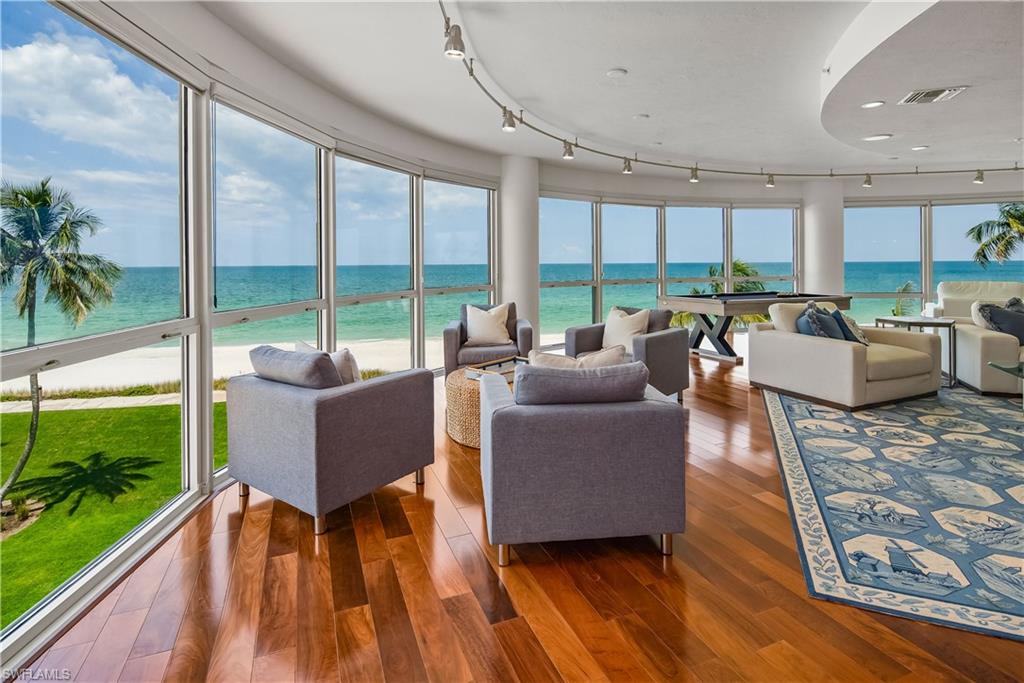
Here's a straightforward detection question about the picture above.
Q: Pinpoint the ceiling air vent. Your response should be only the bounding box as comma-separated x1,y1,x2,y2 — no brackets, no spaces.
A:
897,86,969,105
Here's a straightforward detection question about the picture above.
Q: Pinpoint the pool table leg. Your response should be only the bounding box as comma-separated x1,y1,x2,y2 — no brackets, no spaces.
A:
691,313,737,358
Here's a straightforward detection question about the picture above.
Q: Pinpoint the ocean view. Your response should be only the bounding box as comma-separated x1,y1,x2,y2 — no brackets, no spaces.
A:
2,261,1022,352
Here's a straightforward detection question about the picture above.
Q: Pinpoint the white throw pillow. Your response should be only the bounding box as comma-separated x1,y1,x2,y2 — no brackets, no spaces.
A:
970,301,994,329
529,345,626,369
465,303,513,346
295,341,361,384
603,307,649,350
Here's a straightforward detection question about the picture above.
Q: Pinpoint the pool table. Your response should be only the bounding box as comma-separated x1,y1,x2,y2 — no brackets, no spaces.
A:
657,291,852,363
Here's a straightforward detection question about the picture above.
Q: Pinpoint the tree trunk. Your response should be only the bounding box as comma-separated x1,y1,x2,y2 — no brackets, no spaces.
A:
1,287,40,501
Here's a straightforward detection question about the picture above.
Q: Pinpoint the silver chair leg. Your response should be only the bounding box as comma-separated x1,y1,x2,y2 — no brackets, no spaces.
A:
314,514,327,535
497,544,510,566
661,533,673,556
415,467,425,485
238,483,250,497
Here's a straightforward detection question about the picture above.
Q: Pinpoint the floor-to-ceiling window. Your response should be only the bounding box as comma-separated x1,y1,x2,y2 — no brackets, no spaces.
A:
0,0,190,630
336,156,414,372
422,179,493,368
932,202,1024,297
539,197,594,343
666,206,725,296
211,102,321,468
844,206,923,323
731,208,797,294
600,203,658,317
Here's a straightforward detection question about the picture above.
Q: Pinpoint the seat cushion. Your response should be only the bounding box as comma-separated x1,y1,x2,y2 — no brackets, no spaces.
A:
865,343,933,381
457,343,519,365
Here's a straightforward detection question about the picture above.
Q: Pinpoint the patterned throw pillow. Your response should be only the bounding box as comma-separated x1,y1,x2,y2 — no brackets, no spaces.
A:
831,310,870,345
978,301,1024,344
795,302,845,339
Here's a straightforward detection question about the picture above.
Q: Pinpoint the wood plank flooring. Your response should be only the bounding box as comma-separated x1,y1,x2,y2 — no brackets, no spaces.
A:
21,352,1023,682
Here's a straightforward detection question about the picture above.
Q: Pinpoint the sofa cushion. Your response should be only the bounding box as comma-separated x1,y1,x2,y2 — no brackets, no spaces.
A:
530,345,626,369
458,343,519,365
465,302,513,346
295,341,361,384
795,303,845,339
603,307,649,349
980,304,1024,344
250,345,343,389
513,362,650,405
831,310,870,345
865,343,933,381
769,301,838,333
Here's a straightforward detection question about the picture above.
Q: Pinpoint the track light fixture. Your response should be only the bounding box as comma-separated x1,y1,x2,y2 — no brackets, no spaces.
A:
435,1,1020,186
443,18,465,59
501,107,517,132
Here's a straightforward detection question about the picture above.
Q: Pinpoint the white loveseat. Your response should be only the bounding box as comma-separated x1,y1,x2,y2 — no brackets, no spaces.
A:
923,281,1024,394
749,302,941,410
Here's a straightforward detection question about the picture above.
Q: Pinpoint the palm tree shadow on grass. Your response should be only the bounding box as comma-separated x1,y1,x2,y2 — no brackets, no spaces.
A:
11,452,160,516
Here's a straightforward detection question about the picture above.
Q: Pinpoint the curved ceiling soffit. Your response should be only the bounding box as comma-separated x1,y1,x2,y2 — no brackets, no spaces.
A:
820,0,1024,164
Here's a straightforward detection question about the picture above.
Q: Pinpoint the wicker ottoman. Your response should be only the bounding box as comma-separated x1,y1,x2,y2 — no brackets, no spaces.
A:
445,368,481,448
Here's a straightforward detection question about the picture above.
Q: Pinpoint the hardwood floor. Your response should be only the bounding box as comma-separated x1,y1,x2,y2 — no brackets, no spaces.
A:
21,353,1022,682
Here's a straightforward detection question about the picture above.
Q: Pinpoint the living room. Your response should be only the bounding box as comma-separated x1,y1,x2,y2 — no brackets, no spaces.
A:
0,1,1021,681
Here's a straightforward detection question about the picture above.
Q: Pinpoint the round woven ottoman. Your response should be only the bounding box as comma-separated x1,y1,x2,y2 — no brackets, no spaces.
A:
445,368,481,448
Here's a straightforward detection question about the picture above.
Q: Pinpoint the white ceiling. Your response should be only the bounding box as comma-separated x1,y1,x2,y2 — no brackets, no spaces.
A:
202,1,1024,176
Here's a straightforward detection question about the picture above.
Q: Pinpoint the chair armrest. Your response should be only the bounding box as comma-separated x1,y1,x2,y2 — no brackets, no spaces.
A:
863,327,940,358
632,327,690,394
515,318,534,356
565,323,605,357
748,329,867,406
443,319,464,375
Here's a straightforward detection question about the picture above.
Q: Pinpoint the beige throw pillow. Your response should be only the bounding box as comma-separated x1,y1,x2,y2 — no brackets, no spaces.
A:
465,303,512,346
295,341,361,384
603,307,649,350
529,345,626,369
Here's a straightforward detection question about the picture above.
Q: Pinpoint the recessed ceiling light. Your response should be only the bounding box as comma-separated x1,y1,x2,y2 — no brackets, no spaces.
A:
889,156,900,160
911,145,929,151
652,141,663,146
860,100,885,109
862,133,893,141
633,113,651,120
605,68,628,78
1015,137,1024,143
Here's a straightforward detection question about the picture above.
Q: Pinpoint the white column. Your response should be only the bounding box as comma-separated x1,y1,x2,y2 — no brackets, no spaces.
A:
802,180,845,294
499,156,540,333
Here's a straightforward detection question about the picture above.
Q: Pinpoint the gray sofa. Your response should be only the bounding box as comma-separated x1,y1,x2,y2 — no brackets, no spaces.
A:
227,365,434,534
479,364,686,566
444,302,534,376
565,307,690,399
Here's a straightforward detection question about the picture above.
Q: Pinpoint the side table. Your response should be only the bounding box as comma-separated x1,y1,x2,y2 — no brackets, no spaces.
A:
875,315,957,388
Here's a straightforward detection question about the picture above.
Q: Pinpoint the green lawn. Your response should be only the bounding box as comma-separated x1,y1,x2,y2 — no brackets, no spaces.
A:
0,402,228,627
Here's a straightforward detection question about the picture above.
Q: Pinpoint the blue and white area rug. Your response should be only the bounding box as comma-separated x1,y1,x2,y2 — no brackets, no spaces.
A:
763,388,1024,640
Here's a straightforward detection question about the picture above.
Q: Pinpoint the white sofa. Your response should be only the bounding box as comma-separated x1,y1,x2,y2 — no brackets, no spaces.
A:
923,281,1024,394
749,302,941,411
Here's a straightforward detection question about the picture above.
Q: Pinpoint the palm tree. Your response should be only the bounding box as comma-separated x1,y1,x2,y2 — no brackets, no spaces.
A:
0,179,122,500
670,259,768,328
11,452,159,516
966,202,1024,267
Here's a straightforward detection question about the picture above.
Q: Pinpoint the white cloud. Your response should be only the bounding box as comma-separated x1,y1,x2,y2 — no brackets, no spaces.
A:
1,30,178,163
66,169,177,186
424,184,487,210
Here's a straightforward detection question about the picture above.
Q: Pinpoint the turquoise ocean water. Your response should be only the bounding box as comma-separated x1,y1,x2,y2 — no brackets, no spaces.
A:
2,261,1021,351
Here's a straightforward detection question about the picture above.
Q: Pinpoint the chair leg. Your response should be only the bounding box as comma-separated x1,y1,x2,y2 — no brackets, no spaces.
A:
238,483,250,497
415,467,425,485
661,533,673,556
314,514,327,535
497,544,510,567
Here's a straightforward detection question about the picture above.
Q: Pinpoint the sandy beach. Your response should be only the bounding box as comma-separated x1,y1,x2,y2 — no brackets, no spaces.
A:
1,334,567,393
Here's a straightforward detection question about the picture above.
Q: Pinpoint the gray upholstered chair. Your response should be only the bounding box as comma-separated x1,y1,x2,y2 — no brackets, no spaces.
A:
565,307,690,399
227,361,434,535
479,364,686,566
443,302,534,376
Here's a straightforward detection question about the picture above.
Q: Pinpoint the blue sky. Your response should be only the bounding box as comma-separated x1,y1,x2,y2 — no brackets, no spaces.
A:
2,2,1016,272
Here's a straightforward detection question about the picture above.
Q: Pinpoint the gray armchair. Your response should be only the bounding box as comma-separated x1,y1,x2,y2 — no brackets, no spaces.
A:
479,369,686,566
565,307,690,399
227,368,434,534
443,302,534,376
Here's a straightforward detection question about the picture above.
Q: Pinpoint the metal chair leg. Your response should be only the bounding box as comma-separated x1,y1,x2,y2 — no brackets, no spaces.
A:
497,544,510,566
415,467,425,485
661,533,673,556
314,514,327,535
238,483,250,497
